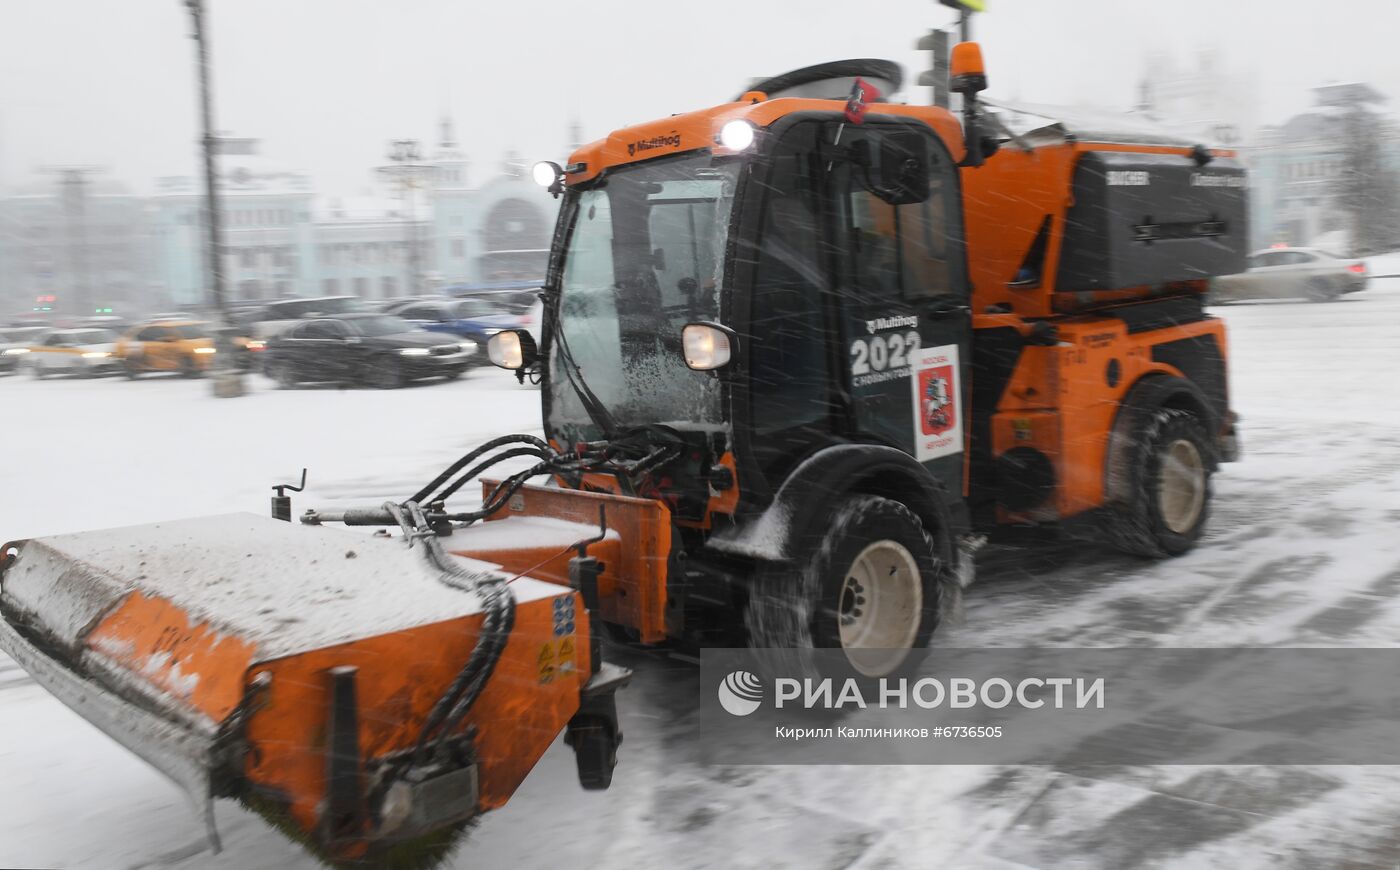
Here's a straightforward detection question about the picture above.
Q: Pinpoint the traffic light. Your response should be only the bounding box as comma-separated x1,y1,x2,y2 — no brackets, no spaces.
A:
916,29,951,108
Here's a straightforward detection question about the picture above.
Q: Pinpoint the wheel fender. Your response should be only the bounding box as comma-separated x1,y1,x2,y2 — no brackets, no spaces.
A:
726,444,957,568
1104,374,1217,505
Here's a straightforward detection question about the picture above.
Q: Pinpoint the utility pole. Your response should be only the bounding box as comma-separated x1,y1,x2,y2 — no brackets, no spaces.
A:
378,139,429,296
184,0,244,397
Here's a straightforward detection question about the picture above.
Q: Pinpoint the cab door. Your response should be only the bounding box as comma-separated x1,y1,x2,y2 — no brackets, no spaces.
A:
830,120,972,499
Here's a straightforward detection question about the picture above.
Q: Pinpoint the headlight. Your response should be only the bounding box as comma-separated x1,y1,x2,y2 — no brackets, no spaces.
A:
194,346,217,355
719,120,755,151
246,340,266,351
399,348,430,356
682,322,735,371
532,161,563,188
2,348,28,356
487,331,523,369
459,341,478,354
482,328,503,337
81,351,111,359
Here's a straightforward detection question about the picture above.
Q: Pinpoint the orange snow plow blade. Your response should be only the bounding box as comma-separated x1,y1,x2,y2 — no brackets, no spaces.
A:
0,513,625,866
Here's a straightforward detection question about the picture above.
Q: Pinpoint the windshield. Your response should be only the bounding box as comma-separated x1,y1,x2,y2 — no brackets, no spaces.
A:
350,315,416,337
175,324,209,339
549,154,740,437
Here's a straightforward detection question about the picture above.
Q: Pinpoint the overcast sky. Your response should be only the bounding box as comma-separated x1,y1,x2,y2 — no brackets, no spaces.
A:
1,0,1397,196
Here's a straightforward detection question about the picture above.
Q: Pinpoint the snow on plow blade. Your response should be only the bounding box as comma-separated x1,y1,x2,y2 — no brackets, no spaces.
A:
0,514,598,866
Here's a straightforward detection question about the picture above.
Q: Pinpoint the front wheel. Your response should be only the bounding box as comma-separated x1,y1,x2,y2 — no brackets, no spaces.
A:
1108,407,1214,557
179,356,200,378
365,358,404,389
272,362,298,390
745,495,944,680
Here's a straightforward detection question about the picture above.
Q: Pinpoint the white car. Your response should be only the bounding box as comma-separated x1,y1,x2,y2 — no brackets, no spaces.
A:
1210,247,1369,303
0,326,50,375
25,328,122,378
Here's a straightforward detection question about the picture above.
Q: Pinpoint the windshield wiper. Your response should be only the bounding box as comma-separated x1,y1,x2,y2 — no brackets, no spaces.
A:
547,291,621,440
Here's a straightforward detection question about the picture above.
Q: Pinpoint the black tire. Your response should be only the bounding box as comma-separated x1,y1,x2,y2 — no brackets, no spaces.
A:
564,717,618,790
30,362,46,380
180,356,199,378
273,362,298,390
1307,278,1340,302
124,358,142,379
744,494,945,681
366,357,405,389
1108,407,1214,558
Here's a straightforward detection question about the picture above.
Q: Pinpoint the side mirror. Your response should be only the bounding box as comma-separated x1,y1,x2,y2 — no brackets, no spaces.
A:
681,322,736,371
878,132,930,205
487,328,538,370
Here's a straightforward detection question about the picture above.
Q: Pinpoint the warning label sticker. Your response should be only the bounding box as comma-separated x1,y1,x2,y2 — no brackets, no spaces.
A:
910,344,963,462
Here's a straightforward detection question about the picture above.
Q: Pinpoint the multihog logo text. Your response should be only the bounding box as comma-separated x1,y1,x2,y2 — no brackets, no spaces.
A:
718,675,1106,715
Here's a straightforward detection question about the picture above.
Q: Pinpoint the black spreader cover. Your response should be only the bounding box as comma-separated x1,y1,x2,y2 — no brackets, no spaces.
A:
1055,150,1248,292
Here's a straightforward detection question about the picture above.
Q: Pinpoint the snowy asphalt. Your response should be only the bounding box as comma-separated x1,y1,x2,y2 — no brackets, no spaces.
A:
3,272,1400,869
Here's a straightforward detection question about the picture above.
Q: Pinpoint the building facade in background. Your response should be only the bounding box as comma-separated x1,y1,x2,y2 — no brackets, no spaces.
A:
1245,84,1400,254
0,120,559,318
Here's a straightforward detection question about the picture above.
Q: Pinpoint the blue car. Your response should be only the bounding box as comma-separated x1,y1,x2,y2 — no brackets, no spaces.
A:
390,298,535,366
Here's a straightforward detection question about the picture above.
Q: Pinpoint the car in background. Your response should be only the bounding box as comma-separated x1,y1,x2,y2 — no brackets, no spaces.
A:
0,326,51,374
1210,247,1369,303
264,313,475,389
244,296,365,339
25,328,122,378
392,297,537,365
116,320,217,378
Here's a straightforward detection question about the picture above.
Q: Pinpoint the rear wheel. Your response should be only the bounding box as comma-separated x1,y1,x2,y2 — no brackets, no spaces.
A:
180,356,199,378
745,495,944,680
1108,407,1214,557
30,361,45,379
1307,278,1340,302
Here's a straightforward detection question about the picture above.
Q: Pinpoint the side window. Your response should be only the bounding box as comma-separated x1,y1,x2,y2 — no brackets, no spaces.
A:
836,128,959,302
302,321,345,339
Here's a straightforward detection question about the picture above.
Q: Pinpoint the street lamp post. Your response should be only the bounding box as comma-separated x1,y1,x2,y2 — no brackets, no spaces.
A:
184,0,244,398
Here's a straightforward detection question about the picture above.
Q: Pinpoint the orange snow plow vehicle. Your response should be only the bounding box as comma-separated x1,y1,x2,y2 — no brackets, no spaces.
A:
0,42,1244,868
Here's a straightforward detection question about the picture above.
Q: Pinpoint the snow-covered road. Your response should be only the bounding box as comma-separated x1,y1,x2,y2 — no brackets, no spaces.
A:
2,271,1399,869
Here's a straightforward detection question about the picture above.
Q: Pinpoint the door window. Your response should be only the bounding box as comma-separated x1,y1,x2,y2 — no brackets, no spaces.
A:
837,130,960,302
746,121,832,438
301,321,346,339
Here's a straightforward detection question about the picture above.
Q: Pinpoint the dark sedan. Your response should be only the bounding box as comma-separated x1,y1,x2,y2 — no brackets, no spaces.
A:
390,298,534,364
265,314,476,389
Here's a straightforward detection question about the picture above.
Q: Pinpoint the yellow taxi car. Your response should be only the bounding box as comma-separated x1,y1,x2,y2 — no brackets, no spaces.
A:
116,320,217,378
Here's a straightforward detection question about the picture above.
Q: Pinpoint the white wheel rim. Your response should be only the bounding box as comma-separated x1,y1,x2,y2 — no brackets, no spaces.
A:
837,540,923,677
1159,438,1206,535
